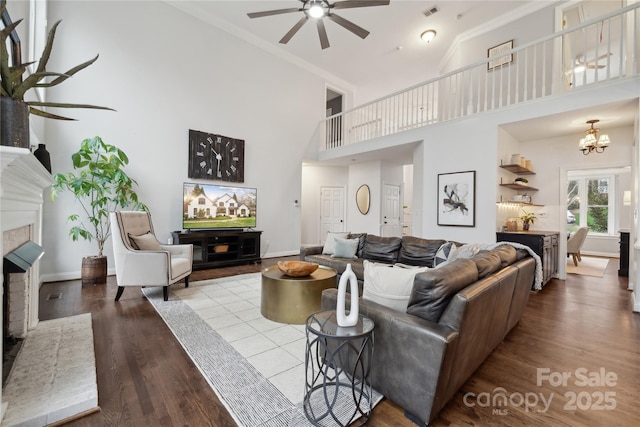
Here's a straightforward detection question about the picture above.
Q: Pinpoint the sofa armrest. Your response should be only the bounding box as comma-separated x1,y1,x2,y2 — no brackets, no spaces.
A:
300,245,323,260
321,288,459,424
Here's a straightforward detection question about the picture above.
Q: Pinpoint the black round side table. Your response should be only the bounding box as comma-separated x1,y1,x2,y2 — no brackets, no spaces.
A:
304,310,375,427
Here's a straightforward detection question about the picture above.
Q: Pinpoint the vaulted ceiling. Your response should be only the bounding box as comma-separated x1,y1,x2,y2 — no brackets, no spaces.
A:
167,0,545,95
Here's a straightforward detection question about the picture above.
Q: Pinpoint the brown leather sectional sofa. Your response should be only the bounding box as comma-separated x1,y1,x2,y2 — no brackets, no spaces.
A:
311,236,535,426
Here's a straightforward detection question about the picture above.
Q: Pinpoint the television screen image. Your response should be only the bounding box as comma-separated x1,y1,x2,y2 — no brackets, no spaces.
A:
183,182,257,230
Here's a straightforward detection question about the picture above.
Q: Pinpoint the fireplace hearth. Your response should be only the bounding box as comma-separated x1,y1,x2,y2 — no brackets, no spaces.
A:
0,145,53,416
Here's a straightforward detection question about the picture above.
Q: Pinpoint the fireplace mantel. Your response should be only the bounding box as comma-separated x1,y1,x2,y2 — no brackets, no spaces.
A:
1,146,53,232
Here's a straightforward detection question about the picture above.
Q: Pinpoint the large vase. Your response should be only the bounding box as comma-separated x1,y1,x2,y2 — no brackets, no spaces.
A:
81,256,107,285
336,263,359,327
1,97,30,148
33,144,52,173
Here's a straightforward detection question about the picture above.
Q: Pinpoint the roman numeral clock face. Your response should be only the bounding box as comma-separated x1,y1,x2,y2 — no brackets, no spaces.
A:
188,130,245,183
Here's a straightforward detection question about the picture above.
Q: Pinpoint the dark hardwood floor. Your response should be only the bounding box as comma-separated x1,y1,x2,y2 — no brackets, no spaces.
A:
39,256,639,426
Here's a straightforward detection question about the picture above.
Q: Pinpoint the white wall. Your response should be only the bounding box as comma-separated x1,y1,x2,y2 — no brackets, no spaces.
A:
38,0,341,280
301,165,348,245
347,162,381,235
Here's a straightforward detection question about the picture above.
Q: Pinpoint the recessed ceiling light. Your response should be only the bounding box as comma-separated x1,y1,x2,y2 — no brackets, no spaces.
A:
421,29,436,43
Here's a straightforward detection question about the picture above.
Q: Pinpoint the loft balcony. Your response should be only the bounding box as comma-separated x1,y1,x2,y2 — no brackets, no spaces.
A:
316,3,639,156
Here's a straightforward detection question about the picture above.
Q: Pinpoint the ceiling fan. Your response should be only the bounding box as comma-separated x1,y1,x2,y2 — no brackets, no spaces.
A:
569,52,612,73
247,0,390,50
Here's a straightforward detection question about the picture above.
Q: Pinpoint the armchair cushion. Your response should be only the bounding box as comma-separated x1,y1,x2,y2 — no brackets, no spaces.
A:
129,232,162,251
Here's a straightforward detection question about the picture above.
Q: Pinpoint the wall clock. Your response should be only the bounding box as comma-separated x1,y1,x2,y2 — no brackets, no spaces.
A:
188,129,245,182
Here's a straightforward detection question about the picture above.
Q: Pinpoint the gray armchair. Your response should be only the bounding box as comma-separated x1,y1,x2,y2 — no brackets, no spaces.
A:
567,227,589,266
110,211,192,301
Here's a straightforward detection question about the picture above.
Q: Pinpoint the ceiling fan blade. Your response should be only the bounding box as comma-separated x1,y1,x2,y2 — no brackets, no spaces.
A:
280,17,308,44
317,19,330,49
592,52,612,61
327,13,369,39
333,0,390,9
247,8,300,19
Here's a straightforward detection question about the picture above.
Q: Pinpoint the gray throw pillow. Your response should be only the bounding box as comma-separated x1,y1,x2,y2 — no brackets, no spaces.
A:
331,238,359,259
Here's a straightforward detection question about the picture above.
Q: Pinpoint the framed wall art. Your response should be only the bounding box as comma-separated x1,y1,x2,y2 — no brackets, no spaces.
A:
188,129,245,182
437,170,476,227
487,40,513,70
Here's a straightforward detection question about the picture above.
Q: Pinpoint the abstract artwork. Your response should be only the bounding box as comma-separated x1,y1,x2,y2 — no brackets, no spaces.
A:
437,171,476,227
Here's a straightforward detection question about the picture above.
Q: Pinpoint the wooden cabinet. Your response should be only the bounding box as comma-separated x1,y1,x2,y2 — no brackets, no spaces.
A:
171,229,261,270
496,231,559,288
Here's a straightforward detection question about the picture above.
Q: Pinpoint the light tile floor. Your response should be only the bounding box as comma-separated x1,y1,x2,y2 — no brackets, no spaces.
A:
175,274,310,404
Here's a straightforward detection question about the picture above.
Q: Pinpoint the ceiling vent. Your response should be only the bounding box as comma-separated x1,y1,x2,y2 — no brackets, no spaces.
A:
423,7,439,18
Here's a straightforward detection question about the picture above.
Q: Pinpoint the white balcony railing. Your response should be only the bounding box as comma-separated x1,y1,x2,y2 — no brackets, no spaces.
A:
321,3,639,152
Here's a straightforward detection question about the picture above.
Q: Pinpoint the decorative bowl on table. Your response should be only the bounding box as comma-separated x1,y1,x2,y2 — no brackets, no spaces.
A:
277,261,319,277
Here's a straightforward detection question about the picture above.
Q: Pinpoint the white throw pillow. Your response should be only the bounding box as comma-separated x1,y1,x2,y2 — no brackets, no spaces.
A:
322,232,350,255
433,241,458,267
331,237,359,259
362,260,429,312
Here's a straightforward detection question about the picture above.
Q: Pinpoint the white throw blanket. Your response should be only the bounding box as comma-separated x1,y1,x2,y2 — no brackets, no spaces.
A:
452,242,544,290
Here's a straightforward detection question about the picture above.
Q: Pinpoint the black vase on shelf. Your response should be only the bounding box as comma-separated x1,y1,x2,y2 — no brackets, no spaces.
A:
33,144,52,173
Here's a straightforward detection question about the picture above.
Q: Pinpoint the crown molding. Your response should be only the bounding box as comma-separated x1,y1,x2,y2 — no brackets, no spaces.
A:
439,0,554,72
163,1,356,93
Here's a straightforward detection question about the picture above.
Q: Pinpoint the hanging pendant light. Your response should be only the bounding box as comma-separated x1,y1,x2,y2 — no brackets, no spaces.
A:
579,119,610,155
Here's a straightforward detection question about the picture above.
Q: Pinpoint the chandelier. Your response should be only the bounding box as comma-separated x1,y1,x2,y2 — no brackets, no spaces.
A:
579,119,610,155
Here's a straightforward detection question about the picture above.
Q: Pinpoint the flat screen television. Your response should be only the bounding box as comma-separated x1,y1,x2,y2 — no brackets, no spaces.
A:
183,182,257,230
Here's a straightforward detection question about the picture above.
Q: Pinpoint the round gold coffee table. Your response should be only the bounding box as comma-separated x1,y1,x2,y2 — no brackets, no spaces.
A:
261,265,337,324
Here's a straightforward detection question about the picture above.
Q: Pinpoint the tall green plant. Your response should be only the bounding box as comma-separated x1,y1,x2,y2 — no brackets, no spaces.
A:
51,136,147,256
0,0,114,120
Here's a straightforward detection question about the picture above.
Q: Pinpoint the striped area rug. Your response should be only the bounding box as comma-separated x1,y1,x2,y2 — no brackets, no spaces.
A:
143,273,382,426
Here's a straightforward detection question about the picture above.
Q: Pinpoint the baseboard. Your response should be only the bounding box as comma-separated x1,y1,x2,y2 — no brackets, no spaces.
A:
40,253,300,283
262,250,298,259
41,268,116,284
581,250,619,258
632,291,640,313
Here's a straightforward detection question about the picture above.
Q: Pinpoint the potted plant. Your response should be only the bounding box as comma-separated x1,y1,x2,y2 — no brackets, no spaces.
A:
520,209,536,231
0,0,113,148
51,136,147,284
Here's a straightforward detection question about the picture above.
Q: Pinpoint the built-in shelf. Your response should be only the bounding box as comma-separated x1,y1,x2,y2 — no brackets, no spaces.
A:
499,183,539,191
499,164,536,175
496,201,543,207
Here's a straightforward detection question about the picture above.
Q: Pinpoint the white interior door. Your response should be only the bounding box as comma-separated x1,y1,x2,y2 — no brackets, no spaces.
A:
381,184,402,237
320,186,346,242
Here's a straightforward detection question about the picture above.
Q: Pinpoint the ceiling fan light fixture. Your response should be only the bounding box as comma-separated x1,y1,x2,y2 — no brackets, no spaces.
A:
421,29,437,43
308,4,325,19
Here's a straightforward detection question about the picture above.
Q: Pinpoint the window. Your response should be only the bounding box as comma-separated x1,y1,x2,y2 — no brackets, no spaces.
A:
567,172,615,235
